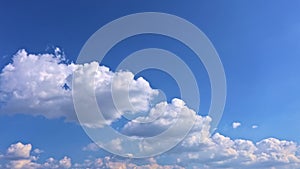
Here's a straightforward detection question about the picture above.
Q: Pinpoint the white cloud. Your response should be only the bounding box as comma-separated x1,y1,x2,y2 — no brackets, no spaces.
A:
59,156,71,169
42,157,72,169
73,156,184,169
232,122,241,129
252,125,258,129
0,50,158,128
83,111,300,169
81,110,300,169
153,122,300,169
6,159,40,169
1,142,72,169
122,98,196,137
0,50,75,120
2,49,300,168
33,149,43,154
2,142,39,169
72,62,158,128
6,142,32,159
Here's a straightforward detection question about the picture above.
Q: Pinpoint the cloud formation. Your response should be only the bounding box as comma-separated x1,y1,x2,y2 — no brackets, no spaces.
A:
81,103,300,168
0,50,158,128
1,50,300,168
0,142,71,169
2,136,300,169
122,98,195,137
232,122,241,129
73,157,184,169
82,109,300,168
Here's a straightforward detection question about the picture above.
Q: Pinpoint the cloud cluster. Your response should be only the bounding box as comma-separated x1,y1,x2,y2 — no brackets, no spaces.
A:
2,137,300,169
82,107,300,168
73,157,184,169
1,50,300,168
165,131,300,169
0,142,71,169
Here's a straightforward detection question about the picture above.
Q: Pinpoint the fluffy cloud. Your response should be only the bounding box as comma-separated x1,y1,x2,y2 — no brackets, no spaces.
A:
73,156,184,169
132,113,300,169
3,142,39,169
0,50,74,119
0,50,158,128
122,98,195,137
83,110,300,169
6,142,32,159
80,106,300,169
232,122,241,129
72,62,158,128
2,50,300,168
0,142,71,169
58,157,72,169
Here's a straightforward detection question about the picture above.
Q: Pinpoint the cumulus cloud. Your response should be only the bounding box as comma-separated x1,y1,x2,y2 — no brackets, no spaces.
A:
232,122,241,129
58,156,72,169
122,98,195,137
82,109,300,169
41,156,72,169
0,50,75,119
3,142,40,169
143,121,300,168
0,50,158,128
252,125,258,129
81,107,300,169
72,62,158,128
2,49,300,168
6,142,32,159
73,156,184,169
0,142,71,169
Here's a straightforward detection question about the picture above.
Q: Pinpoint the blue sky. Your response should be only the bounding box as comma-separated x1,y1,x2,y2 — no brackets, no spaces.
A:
1,1,300,168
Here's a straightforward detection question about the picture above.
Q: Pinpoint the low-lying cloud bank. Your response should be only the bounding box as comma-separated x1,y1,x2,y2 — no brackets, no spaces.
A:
0,142,71,169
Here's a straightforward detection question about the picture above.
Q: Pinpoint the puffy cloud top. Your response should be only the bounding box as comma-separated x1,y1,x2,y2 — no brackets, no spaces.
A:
0,50,158,128
6,142,32,159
